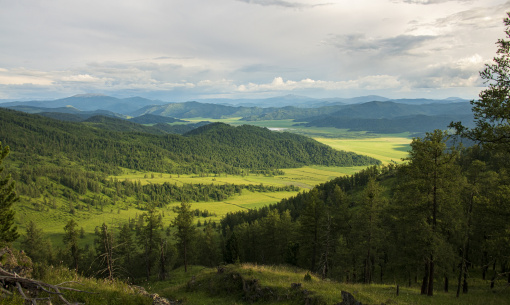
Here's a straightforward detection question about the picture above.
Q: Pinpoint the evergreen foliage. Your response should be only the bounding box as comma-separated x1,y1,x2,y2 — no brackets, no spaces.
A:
0,108,379,177
0,142,18,245
451,12,510,151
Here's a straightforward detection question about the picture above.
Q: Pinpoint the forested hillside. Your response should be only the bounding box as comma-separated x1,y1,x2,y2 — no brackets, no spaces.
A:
0,108,378,175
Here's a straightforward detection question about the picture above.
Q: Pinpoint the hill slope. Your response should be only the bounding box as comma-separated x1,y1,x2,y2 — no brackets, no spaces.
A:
0,108,379,175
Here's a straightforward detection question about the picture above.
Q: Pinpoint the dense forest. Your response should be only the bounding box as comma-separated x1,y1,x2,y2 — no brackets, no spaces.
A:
219,141,510,295
0,108,379,176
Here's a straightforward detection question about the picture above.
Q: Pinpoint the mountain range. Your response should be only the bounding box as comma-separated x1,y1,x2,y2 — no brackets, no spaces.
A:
0,93,474,135
0,93,469,114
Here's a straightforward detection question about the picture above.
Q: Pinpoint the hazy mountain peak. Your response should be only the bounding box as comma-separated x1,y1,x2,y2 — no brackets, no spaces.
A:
72,93,108,98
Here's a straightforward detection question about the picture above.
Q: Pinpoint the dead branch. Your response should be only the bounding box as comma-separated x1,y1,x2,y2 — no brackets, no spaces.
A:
0,266,96,305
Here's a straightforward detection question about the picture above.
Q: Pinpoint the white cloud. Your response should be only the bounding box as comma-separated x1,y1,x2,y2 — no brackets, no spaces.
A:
61,74,106,83
236,76,403,92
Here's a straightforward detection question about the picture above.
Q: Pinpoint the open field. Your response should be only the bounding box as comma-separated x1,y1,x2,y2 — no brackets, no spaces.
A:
115,165,363,189
315,137,411,164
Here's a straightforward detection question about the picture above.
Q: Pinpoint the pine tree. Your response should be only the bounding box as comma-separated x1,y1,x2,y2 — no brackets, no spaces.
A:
450,12,510,152
0,142,18,245
393,130,463,296
298,189,326,272
137,206,162,280
117,223,136,279
63,219,80,272
351,178,387,284
172,202,196,272
21,220,53,264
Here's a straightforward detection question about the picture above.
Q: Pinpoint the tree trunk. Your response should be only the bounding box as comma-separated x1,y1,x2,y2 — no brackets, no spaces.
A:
427,259,434,296
421,262,429,295
463,275,468,293
184,241,188,272
444,276,448,292
457,247,466,297
311,224,318,272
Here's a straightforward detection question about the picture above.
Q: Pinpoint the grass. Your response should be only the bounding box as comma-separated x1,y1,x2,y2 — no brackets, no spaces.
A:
1,265,152,305
115,165,358,189
148,264,510,305
315,137,411,164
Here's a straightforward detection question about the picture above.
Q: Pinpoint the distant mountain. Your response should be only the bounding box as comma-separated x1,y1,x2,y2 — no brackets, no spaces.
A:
133,101,270,119
298,113,475,134
196,94,391,108
293,100,474,134
0,94,166,115
0,94,470,116
389,97,469,105
326,101,472,119
3,104,127,121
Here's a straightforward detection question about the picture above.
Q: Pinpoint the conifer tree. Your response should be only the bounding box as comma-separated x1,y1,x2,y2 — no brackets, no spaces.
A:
172,202,196,272
117,223,136,279
22,220,53,265
0,142,18,245
450,12,510,151
298,189,326,272
63,219,81,272
352,178,387,284
138,206,162,280
393,130,463,296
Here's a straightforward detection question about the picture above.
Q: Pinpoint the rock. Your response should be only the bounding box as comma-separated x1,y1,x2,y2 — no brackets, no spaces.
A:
132,285,179,305
338,290,362,305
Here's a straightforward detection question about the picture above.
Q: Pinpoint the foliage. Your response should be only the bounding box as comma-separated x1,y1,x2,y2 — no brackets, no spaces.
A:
451,12,510,151
171,202,196,272
0,142,18,245
0,109,379,178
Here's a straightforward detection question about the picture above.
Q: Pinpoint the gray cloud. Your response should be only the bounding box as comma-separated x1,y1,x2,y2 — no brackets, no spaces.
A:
397,0,472,4
236,0,332,8
327,34,437,56
237,0,304,7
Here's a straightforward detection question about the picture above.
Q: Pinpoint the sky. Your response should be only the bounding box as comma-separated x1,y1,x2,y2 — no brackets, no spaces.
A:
0,0,508,102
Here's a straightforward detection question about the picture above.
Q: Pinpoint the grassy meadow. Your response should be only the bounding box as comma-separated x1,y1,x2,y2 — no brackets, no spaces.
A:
14,118,411,247
149,264,510,305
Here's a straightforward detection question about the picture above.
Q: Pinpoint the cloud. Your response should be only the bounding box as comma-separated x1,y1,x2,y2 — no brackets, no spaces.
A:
396,0,472,4
407,2,508,33
326,33,437,56
0,68,53,86
236,0,331,8
236,76,402,93
404,54,487,89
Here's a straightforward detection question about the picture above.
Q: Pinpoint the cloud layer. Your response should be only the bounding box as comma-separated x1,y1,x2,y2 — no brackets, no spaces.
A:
0,0,508,101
